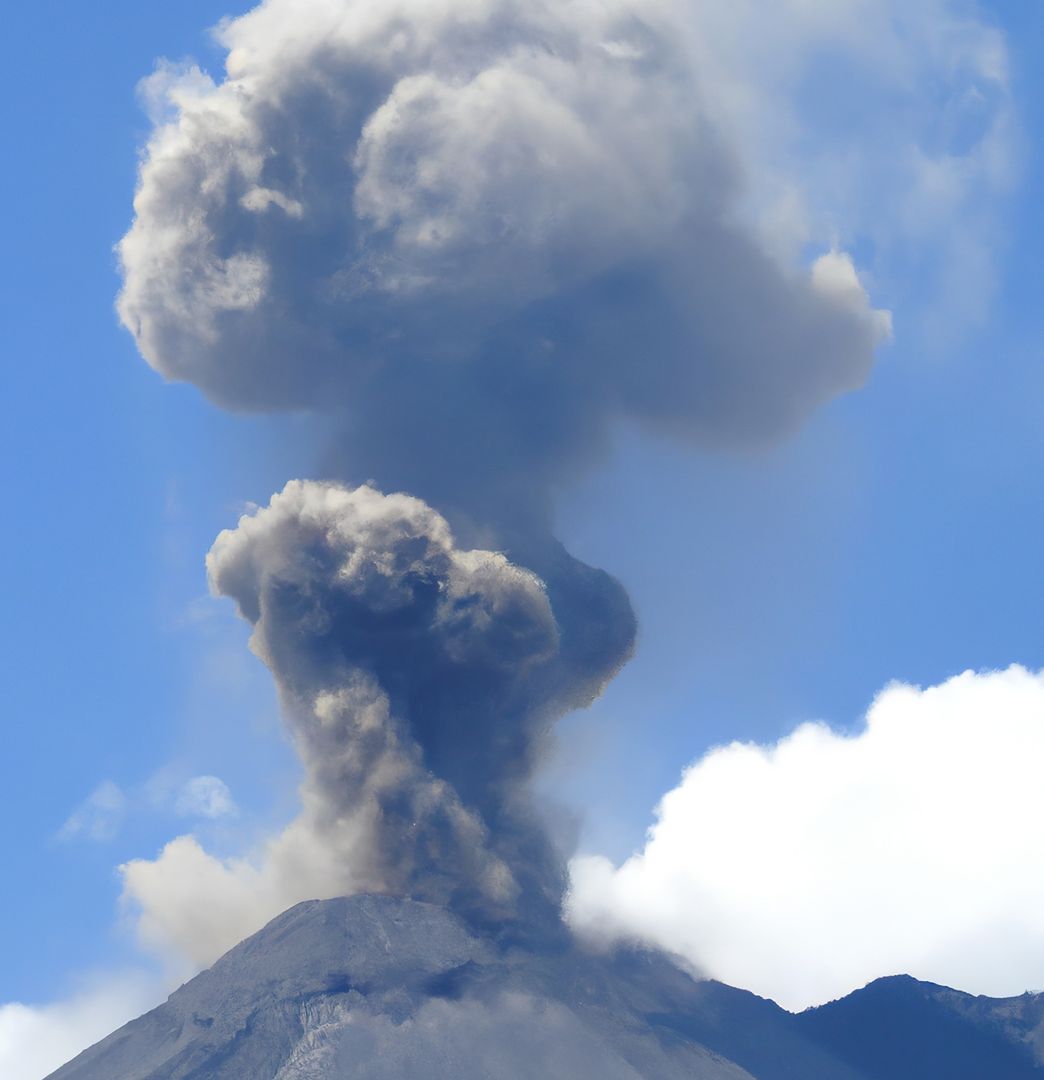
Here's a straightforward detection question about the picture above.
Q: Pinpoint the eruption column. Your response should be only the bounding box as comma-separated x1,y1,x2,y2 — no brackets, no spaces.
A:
117,0,889,954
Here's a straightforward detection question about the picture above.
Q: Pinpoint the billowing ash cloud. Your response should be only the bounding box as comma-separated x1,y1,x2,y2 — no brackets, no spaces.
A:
207,479,630,922
123,479,634,963
115,0,899,957
118,0,889,529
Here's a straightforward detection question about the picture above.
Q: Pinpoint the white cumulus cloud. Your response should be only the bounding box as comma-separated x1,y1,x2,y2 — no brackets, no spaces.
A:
568,666,1044,1011
58,781,126,843
0,972,162,1080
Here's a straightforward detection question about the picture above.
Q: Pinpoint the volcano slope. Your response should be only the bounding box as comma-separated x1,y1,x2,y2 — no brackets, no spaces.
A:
47,894,1044,1080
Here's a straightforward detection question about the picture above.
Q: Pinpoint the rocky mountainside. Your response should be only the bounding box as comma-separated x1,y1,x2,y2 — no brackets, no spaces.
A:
794,974,1044,1079
47,895,1044,1080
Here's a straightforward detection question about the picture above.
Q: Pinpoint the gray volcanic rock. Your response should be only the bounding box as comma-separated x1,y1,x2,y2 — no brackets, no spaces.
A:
47,896,758,1080
45,896,1044,1080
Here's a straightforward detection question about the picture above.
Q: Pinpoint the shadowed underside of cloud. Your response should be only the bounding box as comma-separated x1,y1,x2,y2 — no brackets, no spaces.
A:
568,666,1044,1011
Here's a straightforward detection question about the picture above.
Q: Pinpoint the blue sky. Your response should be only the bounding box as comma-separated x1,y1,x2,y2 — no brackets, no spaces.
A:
2,0,1044,1059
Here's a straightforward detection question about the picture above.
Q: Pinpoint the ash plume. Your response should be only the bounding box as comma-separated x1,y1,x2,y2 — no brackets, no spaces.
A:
206,479,629,926
117,0,889,948
119,0,887,528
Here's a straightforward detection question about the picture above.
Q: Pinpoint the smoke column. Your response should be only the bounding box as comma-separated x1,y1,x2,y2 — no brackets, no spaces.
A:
204,479,632,929
117,0,891,948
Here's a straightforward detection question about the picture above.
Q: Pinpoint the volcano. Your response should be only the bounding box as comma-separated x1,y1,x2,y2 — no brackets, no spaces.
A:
47,894,1044,1080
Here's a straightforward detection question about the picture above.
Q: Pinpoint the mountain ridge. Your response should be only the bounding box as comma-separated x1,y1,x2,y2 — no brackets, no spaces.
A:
47,895,1044,1080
